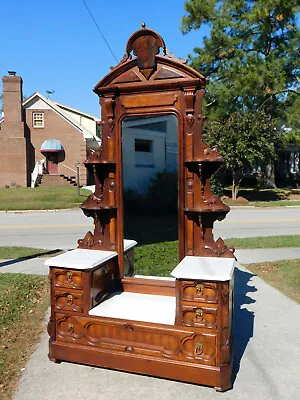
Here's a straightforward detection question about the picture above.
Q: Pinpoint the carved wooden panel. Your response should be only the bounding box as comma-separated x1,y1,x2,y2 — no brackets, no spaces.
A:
121,92,178,109
181,303,218,329
53,269,83,290
54,291,83,313
181,332,216,365
220,281,231,365
181,281,218,303
154,66,185,80
55,314,217,366
114,68,143,84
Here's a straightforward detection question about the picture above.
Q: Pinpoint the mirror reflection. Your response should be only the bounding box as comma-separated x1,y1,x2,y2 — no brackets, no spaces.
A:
122,114,179,275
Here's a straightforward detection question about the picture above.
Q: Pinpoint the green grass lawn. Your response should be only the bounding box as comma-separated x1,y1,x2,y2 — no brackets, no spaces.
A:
247,259,300,303
248,200,300,207
0,187,299,212
225,235,300,249
133,235,300,276
0,187,90,211
0,247,61,260
0,274,49,399
0,235,299,262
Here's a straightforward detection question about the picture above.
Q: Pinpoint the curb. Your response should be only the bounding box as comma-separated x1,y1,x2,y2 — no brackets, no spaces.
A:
0,208,77,214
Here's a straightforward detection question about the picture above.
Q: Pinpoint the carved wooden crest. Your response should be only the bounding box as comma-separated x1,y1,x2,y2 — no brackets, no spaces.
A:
125,23,166,79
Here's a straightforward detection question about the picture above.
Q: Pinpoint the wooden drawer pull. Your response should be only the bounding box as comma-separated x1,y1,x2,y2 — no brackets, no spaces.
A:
67,294,73,303
196,308,203,317
68,323,74,334
196,284,203,294
66,272,73,281
195,342,203,355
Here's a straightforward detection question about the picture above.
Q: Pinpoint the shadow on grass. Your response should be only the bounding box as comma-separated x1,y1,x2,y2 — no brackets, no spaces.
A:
0,249,62,268
124,213,178,245
232,267,256,383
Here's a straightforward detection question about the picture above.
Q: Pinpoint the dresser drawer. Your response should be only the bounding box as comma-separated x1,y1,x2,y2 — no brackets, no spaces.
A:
53,269,83,290
181,302,218,329
54,290,83,313
181,281,218,303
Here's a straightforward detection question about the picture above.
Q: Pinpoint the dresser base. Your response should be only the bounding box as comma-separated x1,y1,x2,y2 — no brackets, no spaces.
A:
49,323,233,392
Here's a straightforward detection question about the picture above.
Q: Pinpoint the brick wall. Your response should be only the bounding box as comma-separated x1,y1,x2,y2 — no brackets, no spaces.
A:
26,108,87,184
0,74,28,186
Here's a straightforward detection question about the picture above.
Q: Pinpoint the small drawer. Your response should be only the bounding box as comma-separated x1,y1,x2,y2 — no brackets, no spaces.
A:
181,281,218,303
54,291,83,313
53,269,83,290
181,303,218,329
181,331,217,366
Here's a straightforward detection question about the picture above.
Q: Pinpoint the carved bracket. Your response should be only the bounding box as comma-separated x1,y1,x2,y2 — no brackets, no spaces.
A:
204,237,235,258
103,96,115,132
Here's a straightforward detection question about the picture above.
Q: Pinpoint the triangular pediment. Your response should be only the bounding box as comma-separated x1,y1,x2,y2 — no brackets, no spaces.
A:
114,69,143,84
94,56,207,94
154,66,186,80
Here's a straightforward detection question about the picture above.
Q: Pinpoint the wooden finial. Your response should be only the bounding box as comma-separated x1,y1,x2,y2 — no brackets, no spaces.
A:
141,22,146,28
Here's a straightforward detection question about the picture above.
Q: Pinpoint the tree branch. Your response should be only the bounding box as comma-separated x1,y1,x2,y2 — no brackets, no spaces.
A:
206,99,217,107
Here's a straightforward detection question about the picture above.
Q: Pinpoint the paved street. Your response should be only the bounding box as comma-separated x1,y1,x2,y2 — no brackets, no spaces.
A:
0,207,299,250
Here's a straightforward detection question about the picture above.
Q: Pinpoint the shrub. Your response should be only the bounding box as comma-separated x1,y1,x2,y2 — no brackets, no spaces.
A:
123,188,145,215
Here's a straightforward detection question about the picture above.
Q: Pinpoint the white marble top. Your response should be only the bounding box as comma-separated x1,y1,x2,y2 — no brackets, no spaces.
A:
89,291,176,325
171,256,236,281
44,239,137,270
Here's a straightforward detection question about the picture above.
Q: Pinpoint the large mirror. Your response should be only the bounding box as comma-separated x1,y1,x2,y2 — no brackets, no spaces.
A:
122,114,179,276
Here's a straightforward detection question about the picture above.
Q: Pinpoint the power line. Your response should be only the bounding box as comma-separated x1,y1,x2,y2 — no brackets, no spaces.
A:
81,0,118,63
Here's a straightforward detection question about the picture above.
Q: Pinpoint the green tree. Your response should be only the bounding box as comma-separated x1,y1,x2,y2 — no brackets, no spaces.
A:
203,111,285,199
182,0,300,120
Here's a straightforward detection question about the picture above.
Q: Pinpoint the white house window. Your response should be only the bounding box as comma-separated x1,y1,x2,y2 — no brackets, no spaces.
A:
33,112,44,128
135,139,153,167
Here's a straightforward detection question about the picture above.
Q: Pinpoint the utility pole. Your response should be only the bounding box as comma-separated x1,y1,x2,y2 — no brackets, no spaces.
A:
76,162,80,196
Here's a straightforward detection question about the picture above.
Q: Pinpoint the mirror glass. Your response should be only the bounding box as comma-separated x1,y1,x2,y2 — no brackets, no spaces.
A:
122,114,179,276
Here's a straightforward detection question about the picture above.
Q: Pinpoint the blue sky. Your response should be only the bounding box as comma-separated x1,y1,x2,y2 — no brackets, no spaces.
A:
1,0,208,117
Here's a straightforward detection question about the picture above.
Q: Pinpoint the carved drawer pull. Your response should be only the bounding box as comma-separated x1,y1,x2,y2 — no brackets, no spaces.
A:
68,323,74,334
196,308,203,318
196,284,203,294
66,272,73,281
67,294,73,304
195,342,203,355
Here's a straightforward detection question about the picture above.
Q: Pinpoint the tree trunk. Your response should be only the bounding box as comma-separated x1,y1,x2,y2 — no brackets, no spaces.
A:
264,162,276,188
232,173,239,200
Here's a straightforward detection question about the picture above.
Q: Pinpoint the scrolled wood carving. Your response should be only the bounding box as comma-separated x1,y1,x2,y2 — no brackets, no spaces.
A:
78,231,97,248
103,97,115,132
184,90,195,114
204,237,235,258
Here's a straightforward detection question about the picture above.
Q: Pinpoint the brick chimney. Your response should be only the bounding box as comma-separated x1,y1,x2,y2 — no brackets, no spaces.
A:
2,71,25,138
0,71,28,187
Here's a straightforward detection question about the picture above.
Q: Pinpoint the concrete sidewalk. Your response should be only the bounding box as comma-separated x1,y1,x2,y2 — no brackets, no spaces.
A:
1,247,300,275
12,264,300,400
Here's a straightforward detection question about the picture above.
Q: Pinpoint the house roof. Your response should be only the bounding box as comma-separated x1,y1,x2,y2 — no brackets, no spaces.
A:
22,92,101,141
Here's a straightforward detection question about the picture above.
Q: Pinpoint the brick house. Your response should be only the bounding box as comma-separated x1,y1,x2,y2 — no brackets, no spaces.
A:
0,72,101,187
